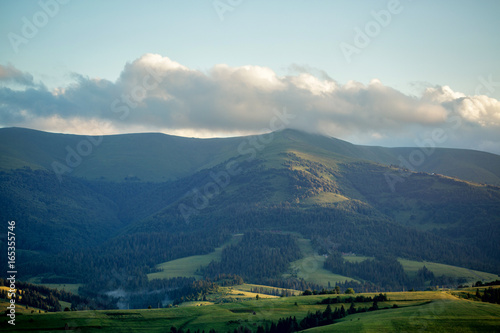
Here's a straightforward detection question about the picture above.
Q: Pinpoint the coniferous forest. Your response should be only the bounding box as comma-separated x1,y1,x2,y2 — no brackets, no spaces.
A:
1,129,499,310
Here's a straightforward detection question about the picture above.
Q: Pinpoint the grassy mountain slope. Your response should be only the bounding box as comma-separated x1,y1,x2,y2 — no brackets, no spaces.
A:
1,127,500,184
1,127,499,297
0,127,243,181
2,290,499,332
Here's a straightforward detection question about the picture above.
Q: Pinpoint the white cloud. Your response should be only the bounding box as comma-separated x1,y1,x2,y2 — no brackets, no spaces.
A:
456,95,500,127
1,54,500,154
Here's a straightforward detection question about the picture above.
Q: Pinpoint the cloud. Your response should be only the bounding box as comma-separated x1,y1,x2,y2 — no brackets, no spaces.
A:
0,64,35,86
1,55,500,154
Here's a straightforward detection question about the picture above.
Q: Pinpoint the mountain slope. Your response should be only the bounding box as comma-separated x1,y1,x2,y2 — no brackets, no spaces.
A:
0,127,499,296
1,127,500,184
0,127,243,181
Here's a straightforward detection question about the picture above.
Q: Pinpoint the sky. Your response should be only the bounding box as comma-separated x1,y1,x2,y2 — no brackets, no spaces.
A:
0,0,500,154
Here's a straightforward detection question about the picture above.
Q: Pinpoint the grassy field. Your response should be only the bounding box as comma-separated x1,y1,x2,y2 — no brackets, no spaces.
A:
398,258,499,284
35,284,82,295
148,233,499,288
303,192,349,205
284,238,360,286
226,288,279,300
343,255,500,286
147,234,243,280
343,255,372,263
304,296,500,332
234,284,302,296
148,234,359,286
0,300,46,316
2,290,499,332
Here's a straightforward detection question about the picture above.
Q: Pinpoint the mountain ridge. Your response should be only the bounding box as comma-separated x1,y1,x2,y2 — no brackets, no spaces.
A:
1,127,499,185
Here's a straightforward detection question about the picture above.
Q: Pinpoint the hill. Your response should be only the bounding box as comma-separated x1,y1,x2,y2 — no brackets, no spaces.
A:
0,127,242,182
1,289,499,332
0,127,499,309
1,127,500,184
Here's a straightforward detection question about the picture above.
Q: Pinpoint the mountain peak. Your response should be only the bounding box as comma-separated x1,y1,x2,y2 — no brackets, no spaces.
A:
1,127,500,185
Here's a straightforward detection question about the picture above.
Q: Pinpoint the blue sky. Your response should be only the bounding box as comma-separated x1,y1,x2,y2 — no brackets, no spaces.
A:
1,0,500,153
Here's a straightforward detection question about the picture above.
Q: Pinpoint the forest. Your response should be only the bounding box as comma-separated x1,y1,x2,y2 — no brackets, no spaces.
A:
202,232,302,281
323,252,466,290
0,278,116,311
1,152,499,309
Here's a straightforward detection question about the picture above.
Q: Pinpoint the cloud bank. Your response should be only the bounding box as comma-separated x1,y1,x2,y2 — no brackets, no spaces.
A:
1,54,499,154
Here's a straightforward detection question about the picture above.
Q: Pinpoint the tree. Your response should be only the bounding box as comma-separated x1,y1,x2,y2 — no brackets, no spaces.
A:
323,304,333,321
256,294,259,300
345,288,355,294
348,302,356,315
340,305,346,318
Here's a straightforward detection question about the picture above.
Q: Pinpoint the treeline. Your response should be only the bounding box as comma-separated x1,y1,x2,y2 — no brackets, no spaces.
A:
200,201,499,274
0,278,116,311
250,287,296,297
170,300,389,333
323,252,464,291
323,253,409,290
203,232,301,281
0,288,60,312
254,278,324,292
212,274,245,286
256,297,390,333
344,162,500,272
474,280,500,287
109,275,244,309
170,279,221,305
168,329,217,333
460,287,500,305
318,293,388,304
22,229,230,298
476,288,500,304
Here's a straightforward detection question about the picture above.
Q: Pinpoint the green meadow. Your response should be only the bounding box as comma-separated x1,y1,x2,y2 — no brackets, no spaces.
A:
398,258,499,284
147,234,243,281
2,290,499,332
149,234,499,288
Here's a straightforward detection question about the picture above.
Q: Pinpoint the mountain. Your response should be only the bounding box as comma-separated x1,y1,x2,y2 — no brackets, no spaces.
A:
0,127,244,182
0,127,499,300
1,127,499,184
